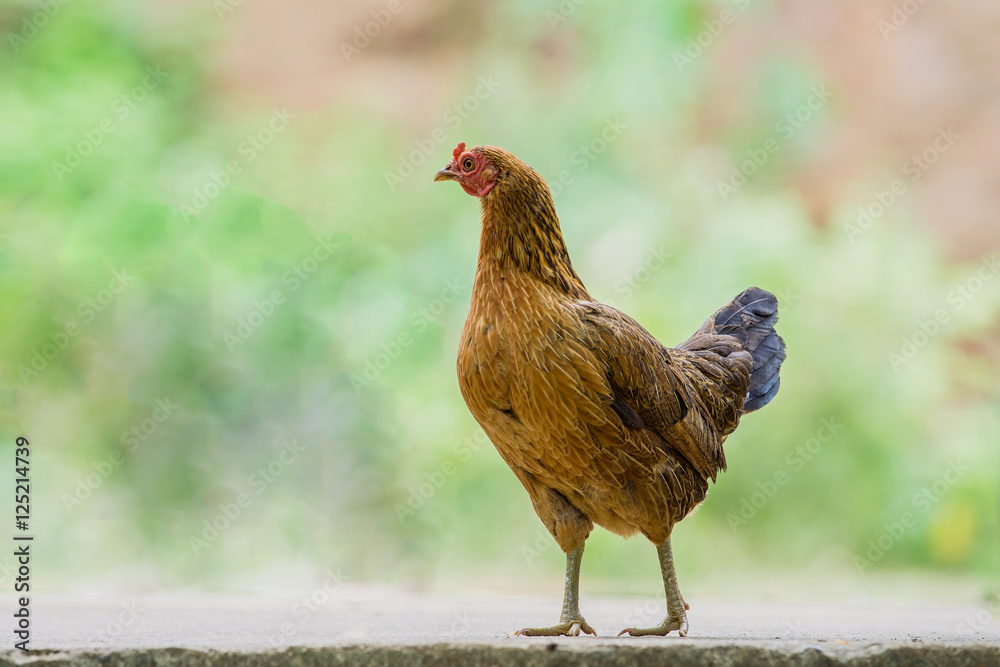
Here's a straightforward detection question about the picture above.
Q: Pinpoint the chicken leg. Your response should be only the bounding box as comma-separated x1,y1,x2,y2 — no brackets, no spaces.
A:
618,538,689,637
515,542,595,636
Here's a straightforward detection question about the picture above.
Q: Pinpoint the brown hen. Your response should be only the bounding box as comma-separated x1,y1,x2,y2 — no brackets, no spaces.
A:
435,143,786,637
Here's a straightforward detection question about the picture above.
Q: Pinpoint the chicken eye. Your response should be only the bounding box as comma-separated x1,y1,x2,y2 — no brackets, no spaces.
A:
462,157,475,171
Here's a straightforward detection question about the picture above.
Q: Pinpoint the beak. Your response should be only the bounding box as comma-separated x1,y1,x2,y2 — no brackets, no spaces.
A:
434,165,459,182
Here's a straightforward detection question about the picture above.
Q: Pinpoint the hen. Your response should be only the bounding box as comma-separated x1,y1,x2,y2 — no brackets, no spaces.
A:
435,143,786,637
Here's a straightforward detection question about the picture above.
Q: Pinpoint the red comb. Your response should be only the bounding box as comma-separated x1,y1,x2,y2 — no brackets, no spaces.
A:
452,142,466,161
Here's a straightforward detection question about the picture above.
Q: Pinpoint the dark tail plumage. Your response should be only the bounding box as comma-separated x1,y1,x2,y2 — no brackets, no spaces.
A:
711,286,786,413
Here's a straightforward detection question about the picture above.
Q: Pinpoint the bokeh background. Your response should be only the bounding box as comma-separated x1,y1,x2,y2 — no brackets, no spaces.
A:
1,0,998,603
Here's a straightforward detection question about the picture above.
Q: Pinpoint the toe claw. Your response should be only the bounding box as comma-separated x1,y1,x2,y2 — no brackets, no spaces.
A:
616,614,687,637
514,619,595,637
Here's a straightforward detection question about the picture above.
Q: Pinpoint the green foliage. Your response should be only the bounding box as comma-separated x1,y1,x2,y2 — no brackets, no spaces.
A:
0,0,996,593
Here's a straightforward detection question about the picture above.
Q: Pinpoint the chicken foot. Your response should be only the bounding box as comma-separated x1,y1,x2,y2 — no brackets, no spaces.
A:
618,538,689,637
515,542,595,637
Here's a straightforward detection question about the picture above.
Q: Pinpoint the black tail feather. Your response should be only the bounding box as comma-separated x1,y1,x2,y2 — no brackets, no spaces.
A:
712,287,786,414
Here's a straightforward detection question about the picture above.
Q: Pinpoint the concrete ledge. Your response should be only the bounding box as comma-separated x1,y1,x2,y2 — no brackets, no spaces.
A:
12,592,1000,666
5,643,1000,667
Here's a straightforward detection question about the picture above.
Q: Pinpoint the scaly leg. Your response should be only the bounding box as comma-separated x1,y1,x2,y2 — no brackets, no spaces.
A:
617,538,689,637
516,542,596,636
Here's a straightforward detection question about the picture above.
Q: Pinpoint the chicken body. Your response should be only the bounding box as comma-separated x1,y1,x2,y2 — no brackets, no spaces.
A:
459,259,715,550
437,143,786,637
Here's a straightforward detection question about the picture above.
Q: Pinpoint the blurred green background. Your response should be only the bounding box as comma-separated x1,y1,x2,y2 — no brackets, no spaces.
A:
1,0,997,600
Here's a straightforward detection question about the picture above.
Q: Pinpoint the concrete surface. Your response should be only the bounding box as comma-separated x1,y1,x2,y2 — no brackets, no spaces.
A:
3,590,999,665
